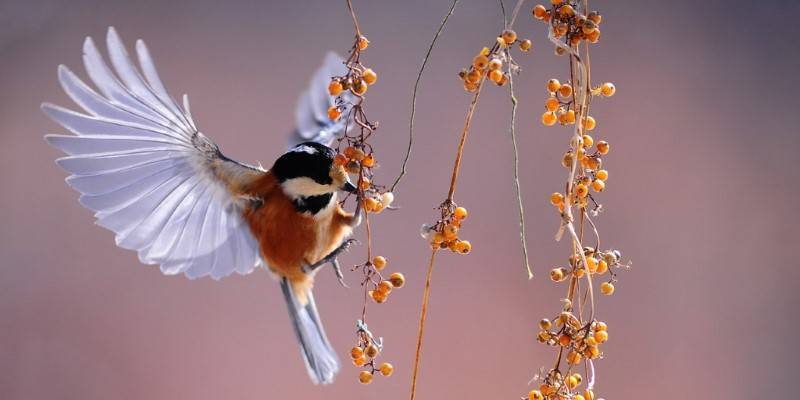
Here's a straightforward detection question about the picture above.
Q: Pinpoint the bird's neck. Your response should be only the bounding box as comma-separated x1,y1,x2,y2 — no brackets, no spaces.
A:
292,193,335,215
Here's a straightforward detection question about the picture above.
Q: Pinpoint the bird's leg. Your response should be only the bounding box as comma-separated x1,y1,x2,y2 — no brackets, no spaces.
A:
302,238,359,277
349,193,363,228
330,258,348,288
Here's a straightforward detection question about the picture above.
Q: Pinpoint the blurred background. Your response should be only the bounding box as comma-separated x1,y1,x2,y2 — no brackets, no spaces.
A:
2,0,799,399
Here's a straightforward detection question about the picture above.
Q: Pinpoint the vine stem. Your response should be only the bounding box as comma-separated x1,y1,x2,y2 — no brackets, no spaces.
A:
346,0,362,37
447,78,486,201
391,0,460,193
507,65,534,279
409,249,438,400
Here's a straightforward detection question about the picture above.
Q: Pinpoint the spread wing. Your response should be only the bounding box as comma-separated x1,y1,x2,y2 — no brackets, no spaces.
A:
289,52,353,147
43,27,263,280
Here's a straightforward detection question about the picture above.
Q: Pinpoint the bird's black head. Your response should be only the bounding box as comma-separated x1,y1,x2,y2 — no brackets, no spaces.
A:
272,142,356,212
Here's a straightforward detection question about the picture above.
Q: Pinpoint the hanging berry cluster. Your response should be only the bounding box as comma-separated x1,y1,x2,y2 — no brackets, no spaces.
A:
330,0,405,385
524,1,630,400
458,30,532,92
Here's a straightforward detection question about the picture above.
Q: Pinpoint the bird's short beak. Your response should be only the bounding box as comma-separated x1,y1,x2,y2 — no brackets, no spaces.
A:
342,181,358,194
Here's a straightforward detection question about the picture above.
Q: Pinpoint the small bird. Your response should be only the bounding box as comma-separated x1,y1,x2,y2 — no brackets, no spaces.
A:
43,27,362,385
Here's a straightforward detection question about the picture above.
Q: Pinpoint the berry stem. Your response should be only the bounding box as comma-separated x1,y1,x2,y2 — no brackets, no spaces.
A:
447,77,486,202
346,0,363,38
409,249,437,400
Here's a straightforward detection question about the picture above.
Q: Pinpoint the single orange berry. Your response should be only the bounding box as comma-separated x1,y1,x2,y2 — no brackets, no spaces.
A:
488,58,503,71
558,334,571,347
362,154,375,167
379,362,394,377
533,5,547,20
595,169,609,181
443,224,459,239
539,318,552,330
596,259,609,274
558,83,573,97
547,78,561,93
327,106,341,121
362,68,377,85
372,256,387,270
600,281,615,295
529,389,544,400
592,179,605,192
351,346,364,360
334,154,348,166
576,184,589,198
582,134,594,148
328,80,343,96
466,69,482,84
365,345,379,358
550,267,566,282
501,29,518,44
489,69,504,84
377,280,393,294
455,240,472,254
353,356,367,366
454,206,468,220
586,256,598,273
364,198,379,213
351,79,368,95
565,109,576,124
596,140,610,154
371,290,388,303
595,321,608,331
519,39,533,51
545,97,560,112
358,36,370,50
343,146,356,158
542,111,557,126
584,115,596,131
601,82,616,97
594,329,609,343
389,272,405,288
560,4,575,17
473,54,489,70
550,0,563,4
550,192,564,205
584,389,595,400
359,370,373,384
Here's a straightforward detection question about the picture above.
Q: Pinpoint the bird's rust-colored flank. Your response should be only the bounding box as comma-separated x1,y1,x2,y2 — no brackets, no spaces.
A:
243,172,355,304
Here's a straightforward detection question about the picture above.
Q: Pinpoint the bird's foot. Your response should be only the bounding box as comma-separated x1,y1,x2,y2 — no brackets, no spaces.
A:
301,238,360,284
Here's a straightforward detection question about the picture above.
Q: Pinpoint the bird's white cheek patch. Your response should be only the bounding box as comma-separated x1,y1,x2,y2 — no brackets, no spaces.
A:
282,177,335,198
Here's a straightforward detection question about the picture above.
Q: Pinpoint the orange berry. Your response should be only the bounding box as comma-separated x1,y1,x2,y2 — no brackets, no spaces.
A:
576,184,589,198
601,82,616,97
327,106,341,121
547,78,561,93
567,350,582,364
597,259,608,274
353,356,367,366
362,68,377,85
550,192,564,205
358,36,370,50
334,154,348,166
328,80,343,96
389,272,405,288
592,179,605,192
444,224,459,239
372,256,387,270
550,0,563,4
359,370,373,384
539,318,552,330
365,345,379,358
595,169,608,181
343,146,356,158
533,5,547,20
558,334,571,347
594,329,609,343
586,256,598,273
379,362,394,377
584,389,595,400
597,140,610,154
489,69,504,84
560,4,575,17
351,79,368,95
529,389,544,400
489,58,503,71
473,54,489,70
466,69,482,84
464,82,479,92
454,206,468,220
377,280,393,294
501,29,518,44
519,39,533,51
542,111,557,126
582,134,594,148
362,154,375,167
565,109,576,124
364,198,379,212
351,346,364,360
550,267,566,282
595,321,608,331
545,97,560,112
558,83,573,97
455,240,472,254
371,290,388,303
584,115,596,131
562,151,574,168
600,281,615,295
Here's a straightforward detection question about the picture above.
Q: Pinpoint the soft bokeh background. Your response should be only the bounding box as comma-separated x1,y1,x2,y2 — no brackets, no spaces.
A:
2,0,798,399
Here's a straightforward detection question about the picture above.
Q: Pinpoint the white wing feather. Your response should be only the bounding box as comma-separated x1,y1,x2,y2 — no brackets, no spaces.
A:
291,52,352,147
44,27,262,280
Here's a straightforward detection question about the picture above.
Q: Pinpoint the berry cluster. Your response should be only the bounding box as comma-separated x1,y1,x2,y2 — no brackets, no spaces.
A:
422,205,471,255
350,321,395,385
533,0,603,50
365,255,406,304
458,29,532,92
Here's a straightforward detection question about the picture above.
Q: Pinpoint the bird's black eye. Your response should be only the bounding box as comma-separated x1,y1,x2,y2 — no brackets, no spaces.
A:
272,142,336,185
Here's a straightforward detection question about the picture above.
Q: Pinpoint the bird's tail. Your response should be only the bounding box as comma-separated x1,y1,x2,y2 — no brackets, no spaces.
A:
280,277,340,385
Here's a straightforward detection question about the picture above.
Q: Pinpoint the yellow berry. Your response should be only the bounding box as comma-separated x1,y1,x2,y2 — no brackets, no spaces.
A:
558,83,573,98
566,375,579,389
362,154,376,167
372,256,387,270
596,140,610,154
560,4,575,17
550,267,566,282
377,280,393,294
586,256,598,273
584,116,596,131
600,281,615,295
584,389,595,400
550,192,564,205
501,29,517,44
565,109,576,124
328,80,343,96
352,79,368,95
594,329,609,343
547,78,561,93
371,290,388,303
431,232,445,244
582,134,594,148
489,69,504,84
545,97,560,112
595,321,608,331
455,240,472,254
595,169,608,181
597,259,608,274
359,370,373,384
542,111,557,126
561,152,574,169
574,396,585,400
389,272,406,288
592,179,605,192
529,389,544,400
327,106,341,121
443,224,459,239
576,184,589,198
567,350,582,364
362,68,377,85
601,82,616,97
358,36,370,50
351,346,364,360
519,39,533,51
480,47,491,56
353,356,367,366
379,362,394,377
454,207,468,220
539,318,552,330
466,69,482,84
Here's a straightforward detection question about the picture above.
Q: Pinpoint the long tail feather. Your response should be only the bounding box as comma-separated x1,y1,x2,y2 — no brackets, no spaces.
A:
280,278,340,384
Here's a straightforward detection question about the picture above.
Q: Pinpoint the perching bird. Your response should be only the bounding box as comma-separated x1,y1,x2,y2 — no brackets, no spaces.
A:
42,27,362,385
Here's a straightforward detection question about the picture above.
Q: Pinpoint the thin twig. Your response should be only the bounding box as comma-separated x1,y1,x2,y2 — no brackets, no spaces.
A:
507,65,534,279
346,0,362,37
447,78,485,201
409,250,438,400
390,0,460,193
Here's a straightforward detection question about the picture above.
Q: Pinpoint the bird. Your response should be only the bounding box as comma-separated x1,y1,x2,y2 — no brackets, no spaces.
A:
42,27,363,385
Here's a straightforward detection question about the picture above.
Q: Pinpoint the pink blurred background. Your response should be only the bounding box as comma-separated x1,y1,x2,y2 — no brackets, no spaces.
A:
2,0,799,399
